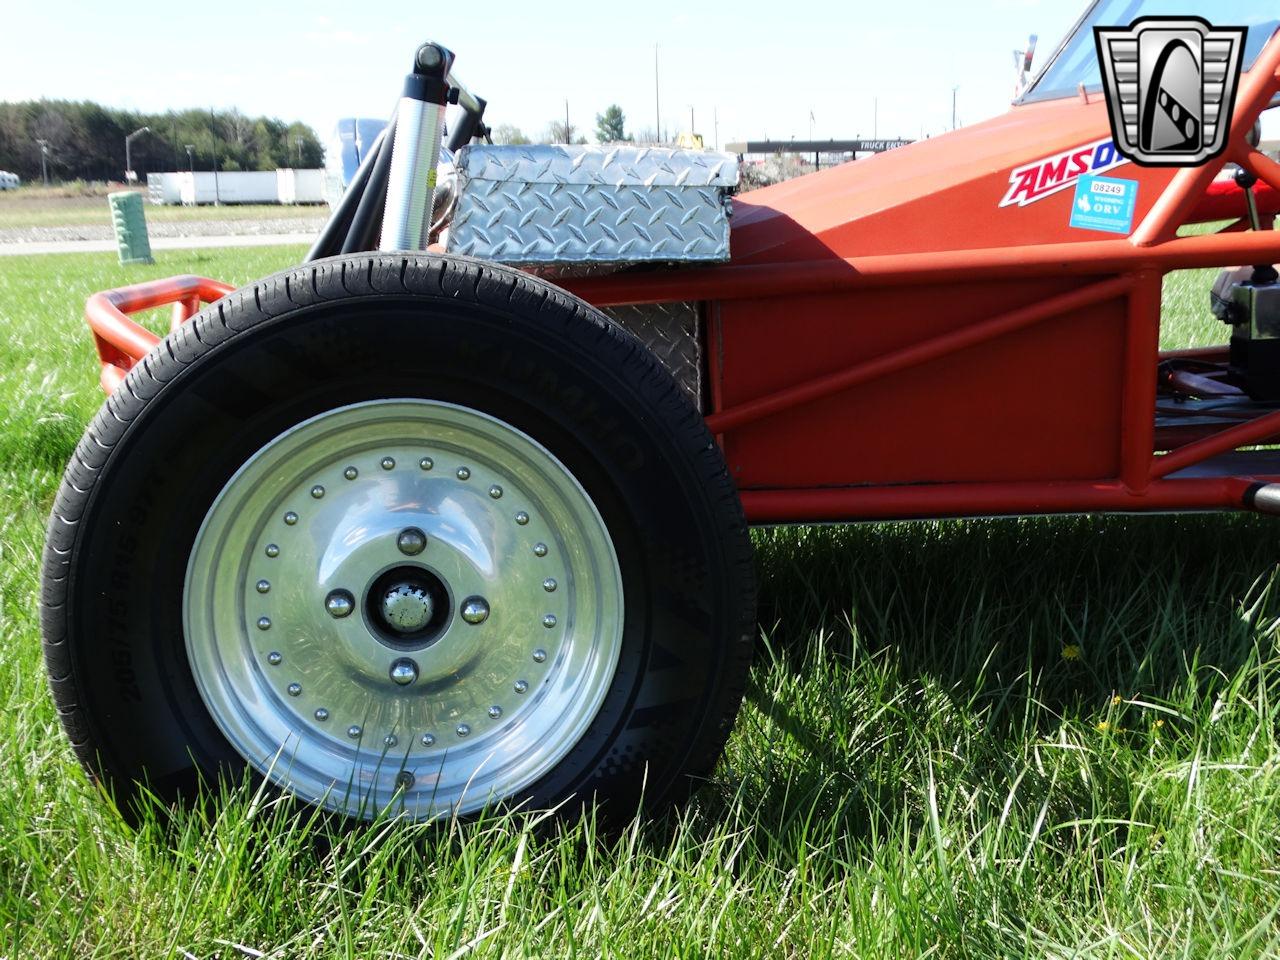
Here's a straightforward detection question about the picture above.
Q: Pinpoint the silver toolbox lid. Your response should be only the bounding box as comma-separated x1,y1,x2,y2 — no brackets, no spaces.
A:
446,144,738,266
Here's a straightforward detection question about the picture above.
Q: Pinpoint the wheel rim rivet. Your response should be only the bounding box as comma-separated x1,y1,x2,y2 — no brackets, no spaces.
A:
344,466,358,480
390,658,419,686
384,734,398,747
314,708,329,722
396,527,427,556
542,578,557,593
419,457,433,471
256,579,271,594
381,456,396,470
514,679,528,694
533,542,548,557
265,543,280,558
488,484,503,499
396,770,414,789
420,733,436,747
325,589,355,619
310,485,325,499
257,616,271,631
488,705,503,719
347,725,362,739
515,511,529,525
456,467,471,481
461,596,490,625
287,682,302,697
542,614,557,629
456,724,470,737
267,651,282,666
284,511,298,526
533,649,547,663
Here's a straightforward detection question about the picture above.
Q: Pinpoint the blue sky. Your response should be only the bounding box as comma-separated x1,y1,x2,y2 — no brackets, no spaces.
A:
1,1,1075,145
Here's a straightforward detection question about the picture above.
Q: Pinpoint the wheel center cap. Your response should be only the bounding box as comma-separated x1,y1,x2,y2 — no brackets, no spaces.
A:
380,582,434,633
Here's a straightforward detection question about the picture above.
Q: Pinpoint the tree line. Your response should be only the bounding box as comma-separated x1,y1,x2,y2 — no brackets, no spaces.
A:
0,100,323,183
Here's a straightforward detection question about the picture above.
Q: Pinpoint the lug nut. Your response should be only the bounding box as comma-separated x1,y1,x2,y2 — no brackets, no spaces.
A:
396,770,414,789
389,658,419,686
460,596,490,625
396,527,427,556
325,589,355,619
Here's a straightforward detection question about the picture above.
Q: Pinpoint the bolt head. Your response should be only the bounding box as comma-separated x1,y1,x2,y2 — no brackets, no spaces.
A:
381,456,396,470
314,708,329,722
395,770,414,789
257,616,271,631
456,723,470,737
310,485,325,499
256,579,271,594
265,543,280,558
344,466,358,480
533,542,548,557
514,679,529,694
284,511,298,526
389,658,419,686
460,596,490,625
542,578,557,593
488,705,503,719
396,527,427,556
384,734,398,747
542,614,557,629
287,682,302,697
515,511,530,525
419,457,434,471
488,484,503,499
267,651,282,666
456,466,471,481
347,725,363,739
324,589,355,619
420,733,436,747
533,648,547,663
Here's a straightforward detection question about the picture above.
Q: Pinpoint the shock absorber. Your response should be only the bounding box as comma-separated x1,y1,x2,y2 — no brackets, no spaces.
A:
380,42,454,251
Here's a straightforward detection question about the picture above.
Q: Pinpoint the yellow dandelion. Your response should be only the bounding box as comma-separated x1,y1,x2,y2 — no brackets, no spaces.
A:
1154,719,1165,729
1062,644,1081,661
1096,721,1110,732
1111,695,1123,706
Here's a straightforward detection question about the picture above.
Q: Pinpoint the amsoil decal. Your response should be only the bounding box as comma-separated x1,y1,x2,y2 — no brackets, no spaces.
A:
999,138,1130,207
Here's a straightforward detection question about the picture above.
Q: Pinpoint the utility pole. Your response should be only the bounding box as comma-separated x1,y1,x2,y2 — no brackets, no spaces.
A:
713,107,719,151
654,44,661,144
35,139,50,186
292,135,302,167
124,126,150,182
952,86,959,130
689,105,694,137
565,98,570,142
184,144,195,174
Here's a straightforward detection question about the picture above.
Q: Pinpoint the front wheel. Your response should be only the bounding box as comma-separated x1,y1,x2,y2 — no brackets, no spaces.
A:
42,253,756,823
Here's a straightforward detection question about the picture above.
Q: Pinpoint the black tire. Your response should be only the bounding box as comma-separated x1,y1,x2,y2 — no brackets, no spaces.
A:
41,253,755,824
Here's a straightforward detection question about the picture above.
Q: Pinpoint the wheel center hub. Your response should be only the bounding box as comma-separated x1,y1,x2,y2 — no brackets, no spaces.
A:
381,582,434,633
365,565,451,647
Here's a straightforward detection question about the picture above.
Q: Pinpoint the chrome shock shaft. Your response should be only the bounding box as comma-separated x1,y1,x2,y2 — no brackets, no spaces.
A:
380,43,454,252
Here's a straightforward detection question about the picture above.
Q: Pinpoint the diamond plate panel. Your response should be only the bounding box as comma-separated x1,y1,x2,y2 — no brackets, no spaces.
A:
446,145,736,266
601,301,701,409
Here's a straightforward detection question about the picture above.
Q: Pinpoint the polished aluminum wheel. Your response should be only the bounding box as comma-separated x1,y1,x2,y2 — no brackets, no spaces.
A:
184,399,623,819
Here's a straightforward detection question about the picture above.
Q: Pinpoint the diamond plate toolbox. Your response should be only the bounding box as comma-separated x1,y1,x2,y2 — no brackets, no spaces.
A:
445,144,738,265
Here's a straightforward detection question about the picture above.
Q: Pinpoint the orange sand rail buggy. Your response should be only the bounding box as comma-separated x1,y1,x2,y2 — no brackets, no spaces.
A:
47,6,1280,824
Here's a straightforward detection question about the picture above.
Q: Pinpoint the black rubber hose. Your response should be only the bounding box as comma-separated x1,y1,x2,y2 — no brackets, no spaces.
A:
303,129,384,263
341,116,398,255
446,96,487,152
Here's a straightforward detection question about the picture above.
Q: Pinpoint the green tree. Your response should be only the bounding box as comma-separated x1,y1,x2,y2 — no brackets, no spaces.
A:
491,123,531,145
595,105,631,144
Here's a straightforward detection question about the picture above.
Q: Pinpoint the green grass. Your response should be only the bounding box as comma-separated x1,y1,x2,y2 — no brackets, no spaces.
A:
3,251,1280,956
0,189,323,230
